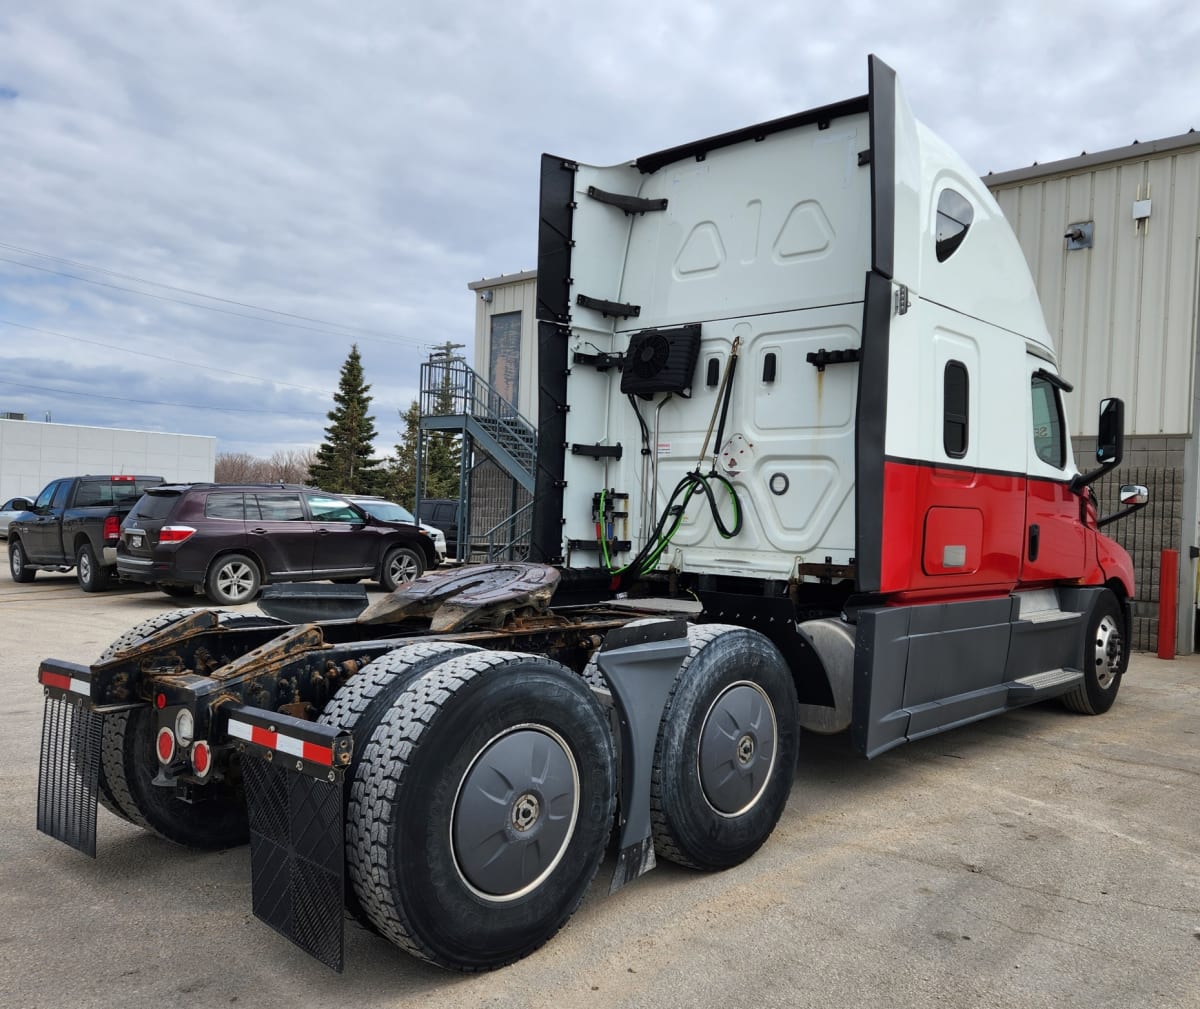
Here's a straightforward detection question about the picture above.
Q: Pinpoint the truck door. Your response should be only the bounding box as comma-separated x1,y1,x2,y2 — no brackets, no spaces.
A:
22,480,68,562
1021,360,1085,584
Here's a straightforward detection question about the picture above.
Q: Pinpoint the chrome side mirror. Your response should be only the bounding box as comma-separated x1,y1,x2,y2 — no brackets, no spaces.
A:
1119,484,1148,506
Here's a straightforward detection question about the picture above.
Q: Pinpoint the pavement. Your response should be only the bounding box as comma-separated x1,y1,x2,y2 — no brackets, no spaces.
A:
1,574,1198,1009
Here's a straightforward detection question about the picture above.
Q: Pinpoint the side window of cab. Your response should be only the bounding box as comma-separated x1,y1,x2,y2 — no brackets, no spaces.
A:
935,189,974,262
1031,375,1066,469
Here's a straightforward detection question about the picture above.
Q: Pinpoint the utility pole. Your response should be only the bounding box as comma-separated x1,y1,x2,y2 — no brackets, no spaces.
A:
429,341,466,362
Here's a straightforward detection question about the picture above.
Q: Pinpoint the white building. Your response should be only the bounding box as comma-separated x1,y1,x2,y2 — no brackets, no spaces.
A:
0,417,216,503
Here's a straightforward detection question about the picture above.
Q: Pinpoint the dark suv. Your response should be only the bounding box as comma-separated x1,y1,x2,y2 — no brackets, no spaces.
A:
117,483,439,605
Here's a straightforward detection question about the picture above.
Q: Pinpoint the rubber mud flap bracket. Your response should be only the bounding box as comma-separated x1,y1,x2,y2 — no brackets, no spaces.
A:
596,620,691,892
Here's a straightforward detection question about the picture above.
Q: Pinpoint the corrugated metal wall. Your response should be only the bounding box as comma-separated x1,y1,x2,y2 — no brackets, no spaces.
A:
989,146,1200,437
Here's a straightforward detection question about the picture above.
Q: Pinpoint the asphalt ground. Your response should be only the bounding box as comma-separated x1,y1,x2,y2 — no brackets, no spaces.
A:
1,574,1198,1009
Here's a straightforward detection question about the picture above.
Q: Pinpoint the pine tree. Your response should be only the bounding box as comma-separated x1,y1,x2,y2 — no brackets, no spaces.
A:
308,345,382,494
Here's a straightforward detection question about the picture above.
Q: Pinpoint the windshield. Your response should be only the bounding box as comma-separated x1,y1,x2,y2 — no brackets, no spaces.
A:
356,500,416,523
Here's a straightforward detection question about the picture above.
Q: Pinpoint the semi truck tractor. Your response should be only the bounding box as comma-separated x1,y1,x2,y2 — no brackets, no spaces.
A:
36,56,1149,974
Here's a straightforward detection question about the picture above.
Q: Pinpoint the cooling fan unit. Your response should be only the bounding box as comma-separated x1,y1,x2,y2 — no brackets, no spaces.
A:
619,324,702,396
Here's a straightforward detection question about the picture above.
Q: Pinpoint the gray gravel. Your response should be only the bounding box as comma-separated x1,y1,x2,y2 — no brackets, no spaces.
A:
2,575,1198,1008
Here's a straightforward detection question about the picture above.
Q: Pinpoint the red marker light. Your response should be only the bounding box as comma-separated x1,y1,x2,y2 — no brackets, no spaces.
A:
156,727,176,764
191,741,212,777
155,693,167,709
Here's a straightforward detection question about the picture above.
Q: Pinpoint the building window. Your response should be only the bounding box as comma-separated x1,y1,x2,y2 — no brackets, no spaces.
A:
943,360,969,458
489,311,521,411
1031,375,1066,469
935,189,974,262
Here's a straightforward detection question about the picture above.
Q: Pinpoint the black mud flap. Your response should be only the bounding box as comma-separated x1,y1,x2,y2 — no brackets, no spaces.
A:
233,706,352,973
37,693,104,858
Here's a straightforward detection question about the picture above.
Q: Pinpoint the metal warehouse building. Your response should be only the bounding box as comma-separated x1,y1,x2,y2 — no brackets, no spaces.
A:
986,131,1200,653
444,131,1200,653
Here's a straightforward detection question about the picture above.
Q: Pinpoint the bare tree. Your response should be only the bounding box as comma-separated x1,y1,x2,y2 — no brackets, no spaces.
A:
215,449,318,485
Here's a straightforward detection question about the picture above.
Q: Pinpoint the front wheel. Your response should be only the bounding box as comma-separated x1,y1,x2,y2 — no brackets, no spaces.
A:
380,546,424,592
76,542,110,592
205,553,260,605
9,538,35,583
1062,590,1127,715
348,651,616,970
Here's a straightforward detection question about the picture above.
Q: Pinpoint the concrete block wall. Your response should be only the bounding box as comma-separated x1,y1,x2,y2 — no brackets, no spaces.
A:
1076,434,1187,652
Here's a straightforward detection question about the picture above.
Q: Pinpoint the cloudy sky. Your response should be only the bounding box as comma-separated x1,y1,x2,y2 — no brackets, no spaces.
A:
1,2,1198,461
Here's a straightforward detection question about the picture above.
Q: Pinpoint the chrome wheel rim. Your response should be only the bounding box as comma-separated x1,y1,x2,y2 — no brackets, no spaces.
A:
216,561,255,601
451,724,579,902
1094,614,1123,689
697,681,778,817
388,551,419,585
10,545,20,577
78,551,92,584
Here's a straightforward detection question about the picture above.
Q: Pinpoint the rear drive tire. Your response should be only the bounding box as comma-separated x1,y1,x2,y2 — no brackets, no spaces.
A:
9,538,35,583
96,609,287,832
650,624,799,871
319,641,481,929
1061,590,1127,715
349,651,616,970
205,553,260,605
380,546,423,592
76,542,110,593
99,707,249,847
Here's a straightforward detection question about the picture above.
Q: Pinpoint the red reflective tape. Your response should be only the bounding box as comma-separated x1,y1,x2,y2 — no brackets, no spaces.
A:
40,670,72,691
302,740,333,767
251,725,276,750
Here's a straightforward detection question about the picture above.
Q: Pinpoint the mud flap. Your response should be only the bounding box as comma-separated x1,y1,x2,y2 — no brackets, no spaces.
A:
37,693,104,857
232,706,352,973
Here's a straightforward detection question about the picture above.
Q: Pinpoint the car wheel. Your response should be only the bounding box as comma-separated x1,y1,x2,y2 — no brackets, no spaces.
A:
76,543,110,593
380,546,424,592
9,538,35,583
205,553,261,605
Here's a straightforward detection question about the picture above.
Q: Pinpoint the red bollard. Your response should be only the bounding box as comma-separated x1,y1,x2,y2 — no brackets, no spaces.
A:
1157,549,1178,660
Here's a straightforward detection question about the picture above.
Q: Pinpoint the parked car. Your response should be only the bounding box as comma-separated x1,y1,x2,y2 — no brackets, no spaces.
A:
0,496,33,539
116,483,440,605
8,475,164,591
418,498,462,559
348,497,447,562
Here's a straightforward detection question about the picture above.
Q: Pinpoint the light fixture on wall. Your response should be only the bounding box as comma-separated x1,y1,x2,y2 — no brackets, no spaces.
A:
1064,221,1094,250
480,289,493,303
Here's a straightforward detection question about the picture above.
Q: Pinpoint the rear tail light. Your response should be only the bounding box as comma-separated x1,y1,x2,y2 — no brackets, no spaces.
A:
102,515,120,542
191,741,212,778
158,525,196,544
156,726,176,765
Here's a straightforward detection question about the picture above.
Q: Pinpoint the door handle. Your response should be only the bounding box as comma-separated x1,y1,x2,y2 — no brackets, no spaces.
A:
250,527,268,535
1028,524,1040,563
316,528,330,535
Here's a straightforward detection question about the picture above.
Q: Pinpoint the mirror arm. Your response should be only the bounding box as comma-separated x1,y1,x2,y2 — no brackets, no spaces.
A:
1070,457,1120,493
1096,500,1149,529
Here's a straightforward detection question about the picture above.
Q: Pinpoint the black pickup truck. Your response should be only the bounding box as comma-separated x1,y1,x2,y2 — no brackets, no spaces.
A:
8,475,164,591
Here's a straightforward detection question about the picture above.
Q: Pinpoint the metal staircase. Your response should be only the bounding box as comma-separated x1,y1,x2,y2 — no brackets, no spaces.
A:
418,357,537,560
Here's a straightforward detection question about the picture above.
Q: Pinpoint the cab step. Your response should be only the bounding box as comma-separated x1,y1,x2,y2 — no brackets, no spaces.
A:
1006,667,1082,702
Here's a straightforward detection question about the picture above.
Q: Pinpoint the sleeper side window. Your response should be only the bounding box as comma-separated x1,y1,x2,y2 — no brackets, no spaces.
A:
943,361,969,458
935,189,974,262
1031,375,1066,469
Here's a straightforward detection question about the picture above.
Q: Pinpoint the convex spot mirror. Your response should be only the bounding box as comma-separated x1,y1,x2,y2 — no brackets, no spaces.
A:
1119,484,1149,506
1096,398,1124,464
